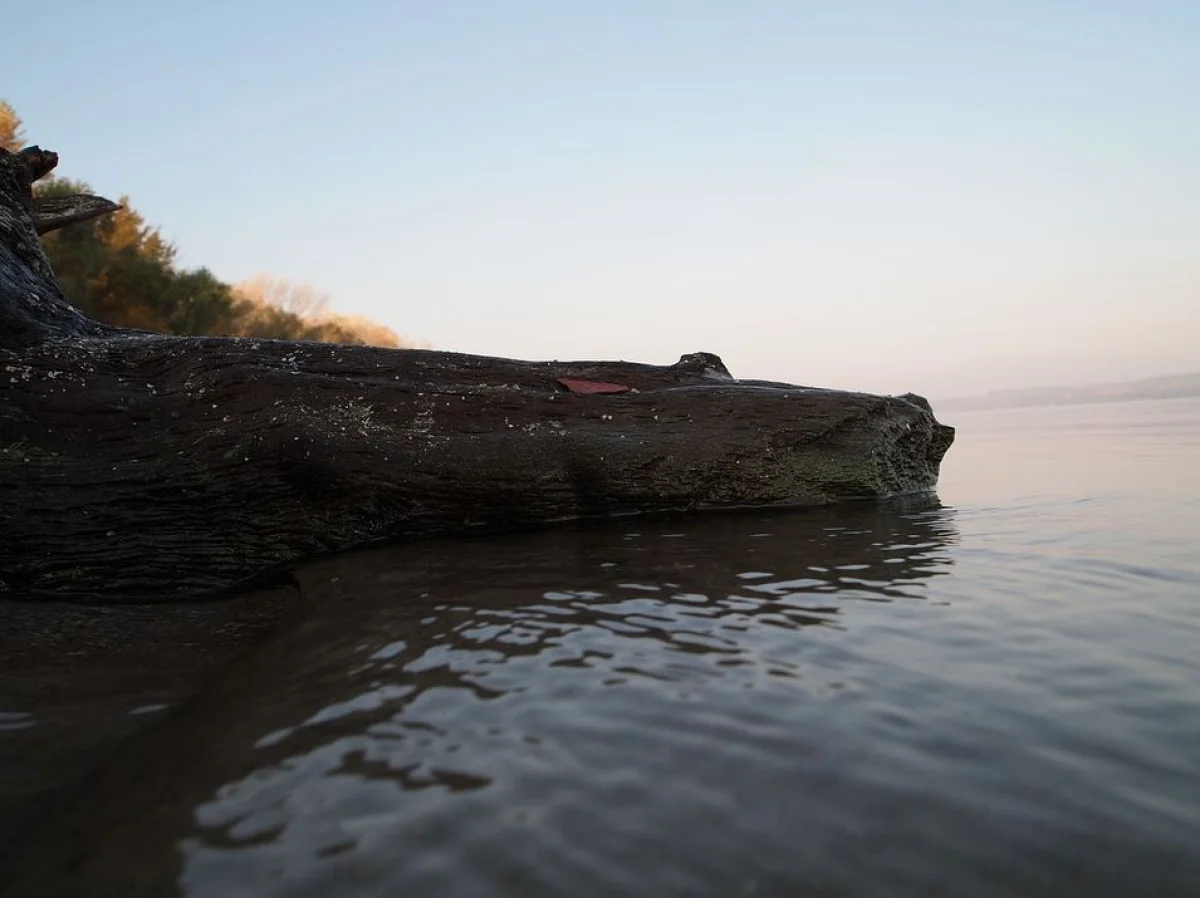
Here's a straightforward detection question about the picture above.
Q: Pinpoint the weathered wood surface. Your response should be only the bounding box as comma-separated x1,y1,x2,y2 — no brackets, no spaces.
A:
31,194,122,236
0,145,954,602
0,147,116,349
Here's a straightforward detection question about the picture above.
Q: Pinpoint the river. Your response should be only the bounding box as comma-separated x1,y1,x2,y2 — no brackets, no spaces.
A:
7,397,1200,897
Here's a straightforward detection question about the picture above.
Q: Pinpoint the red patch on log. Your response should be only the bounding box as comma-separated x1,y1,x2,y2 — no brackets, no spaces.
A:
557,378,633,395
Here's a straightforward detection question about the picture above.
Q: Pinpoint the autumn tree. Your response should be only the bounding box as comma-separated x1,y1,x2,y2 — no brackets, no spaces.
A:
2,99,415,346
235,275,330,319
0,100,24,152
232,275,413,347
34,177,231,333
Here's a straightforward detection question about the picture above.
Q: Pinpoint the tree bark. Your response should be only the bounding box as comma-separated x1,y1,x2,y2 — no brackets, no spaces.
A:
0,146,955,602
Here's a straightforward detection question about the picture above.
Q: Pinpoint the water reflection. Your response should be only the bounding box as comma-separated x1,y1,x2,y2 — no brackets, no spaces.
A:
14,403,1200,898
13,501,965,897
223,501,958,800
0,712,36,732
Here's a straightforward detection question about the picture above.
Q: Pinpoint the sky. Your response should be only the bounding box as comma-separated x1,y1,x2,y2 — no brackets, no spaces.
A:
5,0,1198,400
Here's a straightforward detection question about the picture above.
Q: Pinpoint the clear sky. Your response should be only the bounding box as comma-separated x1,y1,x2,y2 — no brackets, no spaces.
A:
6,1,1198,399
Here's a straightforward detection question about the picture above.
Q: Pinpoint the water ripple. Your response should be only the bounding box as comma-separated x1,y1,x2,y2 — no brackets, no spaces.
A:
10,424,1200,898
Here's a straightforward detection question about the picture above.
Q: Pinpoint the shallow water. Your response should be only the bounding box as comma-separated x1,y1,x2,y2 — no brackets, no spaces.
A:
10,398,1200,897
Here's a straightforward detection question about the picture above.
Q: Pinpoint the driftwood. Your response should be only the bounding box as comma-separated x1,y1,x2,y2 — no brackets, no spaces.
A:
0,145,955,602
31,194,122,236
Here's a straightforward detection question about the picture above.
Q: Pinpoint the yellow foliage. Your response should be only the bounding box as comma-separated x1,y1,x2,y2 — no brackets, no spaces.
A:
0,101,24,152
230,281,421,348
5,98,421,348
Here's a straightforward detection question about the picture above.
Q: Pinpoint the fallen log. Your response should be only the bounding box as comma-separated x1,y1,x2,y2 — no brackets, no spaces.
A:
0,145,954,602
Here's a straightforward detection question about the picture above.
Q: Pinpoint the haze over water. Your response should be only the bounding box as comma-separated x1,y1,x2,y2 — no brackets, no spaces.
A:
10,396,1199,897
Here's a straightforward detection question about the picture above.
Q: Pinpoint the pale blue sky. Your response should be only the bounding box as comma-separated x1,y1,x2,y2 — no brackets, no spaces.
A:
7,1,1198,398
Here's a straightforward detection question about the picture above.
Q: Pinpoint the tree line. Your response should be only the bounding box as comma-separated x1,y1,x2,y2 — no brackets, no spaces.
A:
1,101,413,347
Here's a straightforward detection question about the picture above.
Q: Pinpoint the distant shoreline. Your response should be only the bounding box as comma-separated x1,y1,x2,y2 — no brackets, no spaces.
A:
936,372,1200,413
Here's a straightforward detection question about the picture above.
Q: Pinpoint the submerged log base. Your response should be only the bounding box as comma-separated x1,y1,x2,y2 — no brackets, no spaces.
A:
0,146,955,602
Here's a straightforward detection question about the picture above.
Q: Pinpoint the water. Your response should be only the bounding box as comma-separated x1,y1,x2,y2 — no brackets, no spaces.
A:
10,398,1200,897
